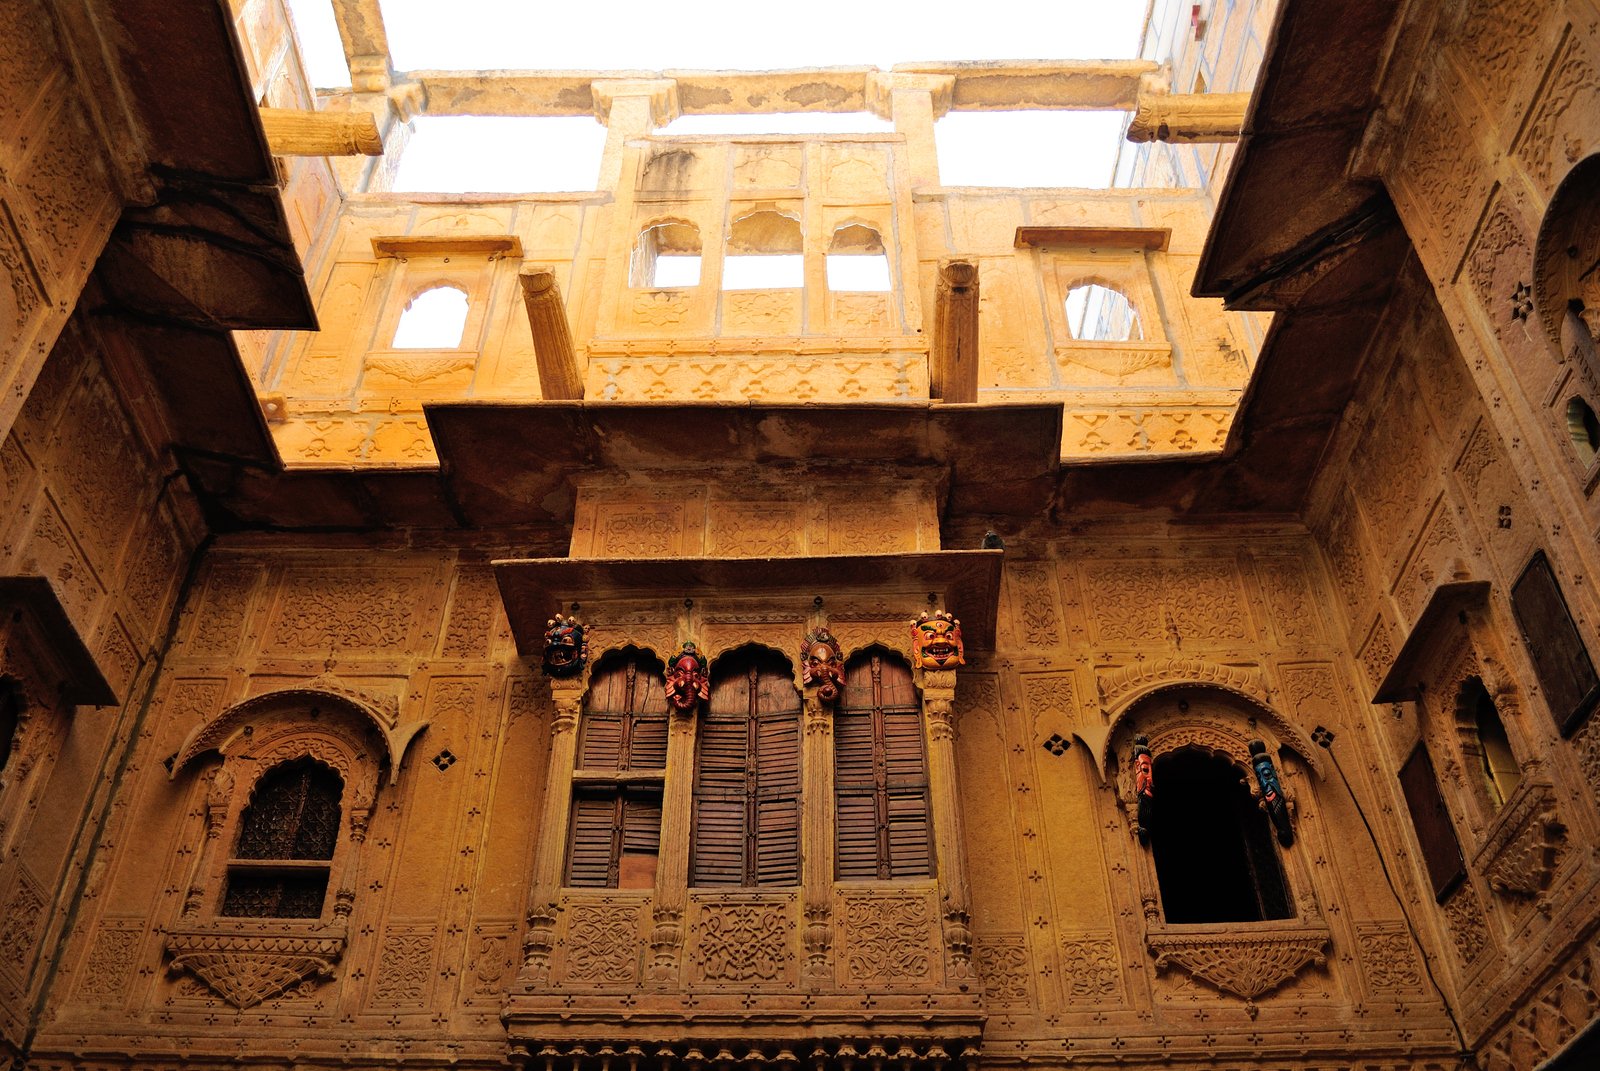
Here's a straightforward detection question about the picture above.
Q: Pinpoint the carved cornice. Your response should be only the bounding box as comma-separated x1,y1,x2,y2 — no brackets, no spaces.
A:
164,926,346,1009
1473,779,1567,900
1146,922,1331,1004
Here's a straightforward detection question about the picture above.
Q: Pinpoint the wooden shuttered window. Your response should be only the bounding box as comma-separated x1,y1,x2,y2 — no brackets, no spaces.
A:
221,758,343,918
1511,550,1600,735
1398,744,1466,902
691,650,801,887
566,655,668,888
835,652,932,880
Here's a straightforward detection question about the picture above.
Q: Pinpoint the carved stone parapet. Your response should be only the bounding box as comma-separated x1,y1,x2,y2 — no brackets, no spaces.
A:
1126,92,1251,143
164,925,347,1009
1145,922,1331,1006
1473,779,1567,901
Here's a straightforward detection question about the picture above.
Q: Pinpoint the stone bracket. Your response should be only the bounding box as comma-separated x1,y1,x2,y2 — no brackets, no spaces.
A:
164,926,346,1009
1146,922,1331,1006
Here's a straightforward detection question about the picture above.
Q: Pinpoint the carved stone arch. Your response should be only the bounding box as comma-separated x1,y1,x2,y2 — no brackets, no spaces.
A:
577,642,670,703
831,625,914,666
1534,153,1600,348
1093,659,1325,782
170,675,426,786
707,640,798,689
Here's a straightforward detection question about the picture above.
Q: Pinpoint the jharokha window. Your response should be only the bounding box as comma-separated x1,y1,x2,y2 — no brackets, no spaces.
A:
835,650,932,880
567,652,668,889
221,757,343,918
691,647,801,886
1150,749,1292,923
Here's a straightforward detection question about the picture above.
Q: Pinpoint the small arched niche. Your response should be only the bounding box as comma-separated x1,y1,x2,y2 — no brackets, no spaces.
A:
631,220,702,289
391,285,470,348
1568,396,1600,467
826,223,892,292
723,209,804,290
1535,154,1600,354
1458,676,1522,810
1064,281,1142,342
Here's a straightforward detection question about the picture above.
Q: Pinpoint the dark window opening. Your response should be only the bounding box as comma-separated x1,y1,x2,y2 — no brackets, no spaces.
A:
835,650,932,880
1398,743,1466,902
692,648,801,887
0,681,21,775
221,757,343,918
1464,677,1521,809
567,652,668,888
1149,748,1292,924
1511,550,1600,735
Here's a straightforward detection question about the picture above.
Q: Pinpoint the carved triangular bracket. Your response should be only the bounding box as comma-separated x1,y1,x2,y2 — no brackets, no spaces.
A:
1146,923,1330,1010
1474,780,1566,901
165,927,346,1008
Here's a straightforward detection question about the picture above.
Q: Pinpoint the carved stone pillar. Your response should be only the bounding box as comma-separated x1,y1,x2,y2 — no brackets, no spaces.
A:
866,73,955,188
593,78,680,192
518,679,584,986
919,667,974,985
648,706,697,984
519,267,584,400
801,690,836,981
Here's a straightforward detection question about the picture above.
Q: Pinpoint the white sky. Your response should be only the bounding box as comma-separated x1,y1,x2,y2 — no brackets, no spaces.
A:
288,0,1152,191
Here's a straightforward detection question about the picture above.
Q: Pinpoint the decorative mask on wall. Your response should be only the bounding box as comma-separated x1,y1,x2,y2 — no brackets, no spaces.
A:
1249,739,1295,847
800,628,845,703
910,610,965,669
542,614,588,678
664,642,710,713
1132,735,1155,845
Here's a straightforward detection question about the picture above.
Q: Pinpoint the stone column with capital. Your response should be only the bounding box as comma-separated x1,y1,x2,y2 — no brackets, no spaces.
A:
800,688,837,981
867,73,956,189
919,666,975,985
517,678,585,987
592,78,680,193
647,705,697,984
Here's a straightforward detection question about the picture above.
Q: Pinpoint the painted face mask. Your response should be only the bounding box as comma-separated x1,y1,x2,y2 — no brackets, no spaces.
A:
800,628,845,703
542,614,588,678
910,610,965,669
663,642,710,712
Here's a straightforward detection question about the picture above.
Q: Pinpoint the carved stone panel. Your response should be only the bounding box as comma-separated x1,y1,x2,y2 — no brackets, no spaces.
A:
164,928,345,1010
1145,922,1331,1003
973,933,1031,1007
1355,921,1427,997
560,896,645,987
1058,931,1124,1004
688,893,797,987
836,888,941,988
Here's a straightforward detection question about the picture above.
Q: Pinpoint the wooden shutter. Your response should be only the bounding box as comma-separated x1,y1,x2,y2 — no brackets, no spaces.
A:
1397,744,1465,902
1511,551,1600,735
579,657,670,770
567,791,622,887
835,653,931,880
691,650,801,886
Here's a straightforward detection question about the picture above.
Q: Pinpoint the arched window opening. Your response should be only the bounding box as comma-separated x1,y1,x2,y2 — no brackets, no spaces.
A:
691,647,801,886
1149,748,1292,924
567,651,668,889
391,285,469,349
826,224,892,292
1568,397,1600,466
835,650,931,880
1064,282,1142,342
0,681,19,775
221,757,343,918
1464,678,1522,809
723,210,804,290
631,221,702,289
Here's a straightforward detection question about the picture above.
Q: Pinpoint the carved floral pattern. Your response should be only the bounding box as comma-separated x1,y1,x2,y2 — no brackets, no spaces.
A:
564,902,643,984
1059,932,1122,1002
973,935,1030,1006
1442,882,1490,967
1146,923,1330,1001
164,929,345,1009
840,893,934,985
692,900,794,984
1356,922,1425,995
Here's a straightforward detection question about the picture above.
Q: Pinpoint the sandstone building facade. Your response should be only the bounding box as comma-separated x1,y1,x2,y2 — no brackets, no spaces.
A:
0,1,1598,1070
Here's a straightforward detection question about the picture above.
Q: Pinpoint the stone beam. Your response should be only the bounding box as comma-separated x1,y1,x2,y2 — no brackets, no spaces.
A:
519,268,584,400
412,61,1159,117
932,260,980,403
1126,92,1251,143
259,108,383,156
330,0,394,91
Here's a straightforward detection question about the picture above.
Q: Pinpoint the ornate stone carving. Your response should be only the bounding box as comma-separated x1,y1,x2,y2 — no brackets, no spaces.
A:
1059,932,1123,1003
370,926,434,1008
691,899,795,985
1355,922,1425,995
441,566,498,658
564,900,643,984
1009,563,1061,649
839,892,936,985
1473,780,1566,900
1519,38,1599,194
1442,882,1490,967
265,570,423,652
0,869,47,982
1145,923,1330,1002
163,928,345,1009
74,921,142,1005
1097,657,1266,713
911,610,964,670
969,935,1028,1006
